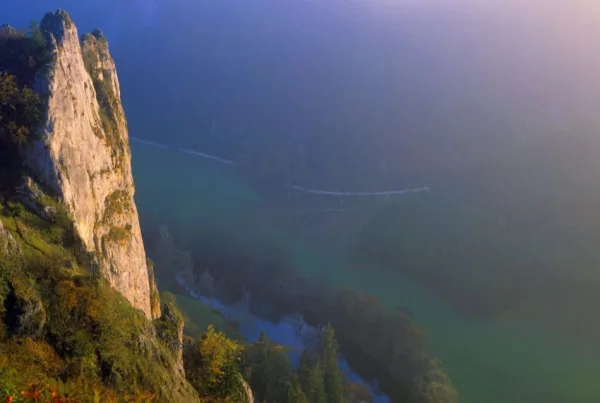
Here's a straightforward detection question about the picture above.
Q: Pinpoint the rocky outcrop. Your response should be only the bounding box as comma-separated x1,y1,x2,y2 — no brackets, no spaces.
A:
0,220,19,259
25,10,154,318
16,177,56,221
156,302,185,375
147,259,162,320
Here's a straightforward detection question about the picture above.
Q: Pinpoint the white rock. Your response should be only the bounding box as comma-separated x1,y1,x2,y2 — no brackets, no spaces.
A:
26,10,153,318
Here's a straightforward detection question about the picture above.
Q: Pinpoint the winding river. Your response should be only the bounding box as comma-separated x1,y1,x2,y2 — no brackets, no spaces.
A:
174,274,391,403
132,141,600,403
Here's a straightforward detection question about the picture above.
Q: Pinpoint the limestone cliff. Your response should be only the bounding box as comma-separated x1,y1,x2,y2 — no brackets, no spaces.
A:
25,10,155,318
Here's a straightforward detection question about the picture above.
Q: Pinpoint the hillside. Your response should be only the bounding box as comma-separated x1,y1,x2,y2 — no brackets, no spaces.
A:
0,10,253,402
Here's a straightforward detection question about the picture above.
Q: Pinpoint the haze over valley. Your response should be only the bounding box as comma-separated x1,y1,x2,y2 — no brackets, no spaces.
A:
2,1,600,402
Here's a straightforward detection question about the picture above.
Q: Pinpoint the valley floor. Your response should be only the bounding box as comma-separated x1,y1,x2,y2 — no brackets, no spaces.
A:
132,141,600,403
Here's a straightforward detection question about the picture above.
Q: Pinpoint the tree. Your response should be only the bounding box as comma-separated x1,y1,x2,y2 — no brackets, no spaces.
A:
297,349,315,387
184,325,244,399
320,323,345,403
242,332,295,403
298,350,327,403
302,362,327,403
27,20,46,49
0,73,43,189
0,22,50,86
242,331,271,399
286,375,310,403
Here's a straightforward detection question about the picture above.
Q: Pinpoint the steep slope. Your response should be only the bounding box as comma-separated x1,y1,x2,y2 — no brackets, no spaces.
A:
0,198,202,402
25,10,154,318
0,10,255,402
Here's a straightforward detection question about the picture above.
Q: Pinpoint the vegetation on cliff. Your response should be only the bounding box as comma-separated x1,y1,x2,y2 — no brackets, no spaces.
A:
0,22,48,199
0,21,50,86
0,13,248,403
0,195,197,402
81,30,127,169
0,73,43,189
0,140,251,403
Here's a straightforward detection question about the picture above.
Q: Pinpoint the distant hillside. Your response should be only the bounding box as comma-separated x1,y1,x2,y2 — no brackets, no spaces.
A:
357,126,600,336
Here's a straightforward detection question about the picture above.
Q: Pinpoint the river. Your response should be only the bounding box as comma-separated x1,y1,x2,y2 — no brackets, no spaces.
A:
174,274,391,403
132,142,600,403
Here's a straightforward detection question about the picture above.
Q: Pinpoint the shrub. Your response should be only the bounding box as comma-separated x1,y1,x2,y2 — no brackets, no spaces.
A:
102,190,131,221
0,21,51,86
184,325,245,400
106,224,132,243
154,302,183,360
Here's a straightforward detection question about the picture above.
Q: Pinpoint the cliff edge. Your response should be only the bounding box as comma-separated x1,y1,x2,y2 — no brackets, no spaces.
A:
0,10,256,402
25,10,156,318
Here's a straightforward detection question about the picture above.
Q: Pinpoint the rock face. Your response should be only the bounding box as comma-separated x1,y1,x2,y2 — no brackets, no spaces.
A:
241,379,255,403
26,10,155,318
0,220,19,259
146,259,162,320
157,302,186,375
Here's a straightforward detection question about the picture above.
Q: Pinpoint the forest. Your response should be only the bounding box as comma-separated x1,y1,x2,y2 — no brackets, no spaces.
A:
143,220,459,403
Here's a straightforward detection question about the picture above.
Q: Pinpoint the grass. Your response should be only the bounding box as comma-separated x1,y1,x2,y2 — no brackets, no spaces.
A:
0,198,202,402
1,201,75,269
161,292,245,342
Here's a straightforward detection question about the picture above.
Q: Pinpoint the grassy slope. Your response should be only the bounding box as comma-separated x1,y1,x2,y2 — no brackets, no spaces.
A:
161,291,245,342
0,196,201,403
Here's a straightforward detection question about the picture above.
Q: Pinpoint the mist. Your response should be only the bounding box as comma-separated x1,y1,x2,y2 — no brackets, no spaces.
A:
109,0,600,188
3,1,600,402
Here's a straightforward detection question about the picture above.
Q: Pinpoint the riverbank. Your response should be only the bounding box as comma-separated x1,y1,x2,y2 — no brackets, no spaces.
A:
172,274,391,402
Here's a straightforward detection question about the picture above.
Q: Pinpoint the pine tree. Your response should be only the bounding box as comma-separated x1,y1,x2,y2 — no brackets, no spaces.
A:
321,323,346,403
286,375,310,403
304,362,327,403
243,331,271,399
298,350,327,403
243,332,296,403
297,349,315,388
